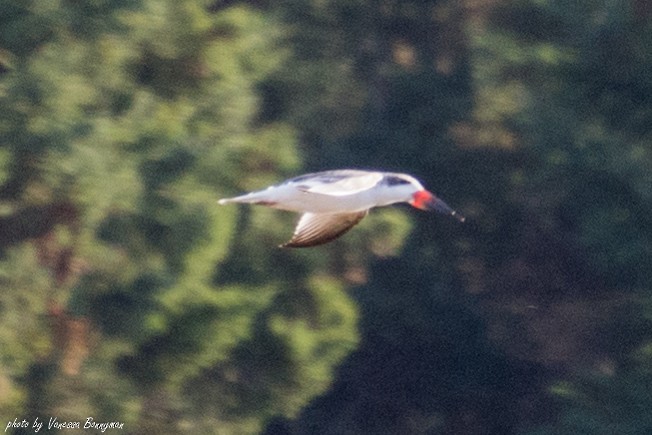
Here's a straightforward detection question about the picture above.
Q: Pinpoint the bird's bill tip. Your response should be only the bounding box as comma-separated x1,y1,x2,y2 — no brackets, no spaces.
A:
451,210,466,223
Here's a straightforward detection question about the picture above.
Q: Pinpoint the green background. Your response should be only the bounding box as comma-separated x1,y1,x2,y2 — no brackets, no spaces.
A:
1,0,651,433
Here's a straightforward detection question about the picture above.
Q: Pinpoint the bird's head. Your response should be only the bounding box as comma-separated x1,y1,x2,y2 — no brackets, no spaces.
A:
378,173,465,222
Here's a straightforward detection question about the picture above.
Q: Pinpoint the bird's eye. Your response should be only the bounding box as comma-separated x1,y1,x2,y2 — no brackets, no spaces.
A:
385,177,411,186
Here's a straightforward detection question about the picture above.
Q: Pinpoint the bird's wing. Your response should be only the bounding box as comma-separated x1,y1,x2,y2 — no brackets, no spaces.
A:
281,211,368,248
292,171,384,196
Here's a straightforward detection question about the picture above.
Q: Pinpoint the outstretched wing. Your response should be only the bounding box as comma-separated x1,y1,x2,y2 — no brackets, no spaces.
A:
281,211,368,248
289,171,384,196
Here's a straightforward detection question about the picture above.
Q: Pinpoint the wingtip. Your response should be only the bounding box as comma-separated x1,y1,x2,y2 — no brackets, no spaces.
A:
217,198,229,205
279,240,320,248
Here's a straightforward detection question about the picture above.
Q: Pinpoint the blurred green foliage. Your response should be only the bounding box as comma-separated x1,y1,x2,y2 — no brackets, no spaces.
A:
0,1,355,433
0,0,651,434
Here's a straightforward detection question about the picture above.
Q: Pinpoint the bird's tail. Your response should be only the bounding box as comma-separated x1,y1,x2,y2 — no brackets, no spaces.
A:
217,195,251,205
217,191,274,206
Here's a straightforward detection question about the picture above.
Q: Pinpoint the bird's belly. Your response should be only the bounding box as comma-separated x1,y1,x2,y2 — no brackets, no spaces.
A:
270,191,376,213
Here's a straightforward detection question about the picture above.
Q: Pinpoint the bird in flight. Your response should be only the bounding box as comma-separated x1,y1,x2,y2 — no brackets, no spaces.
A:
218,169,464,248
